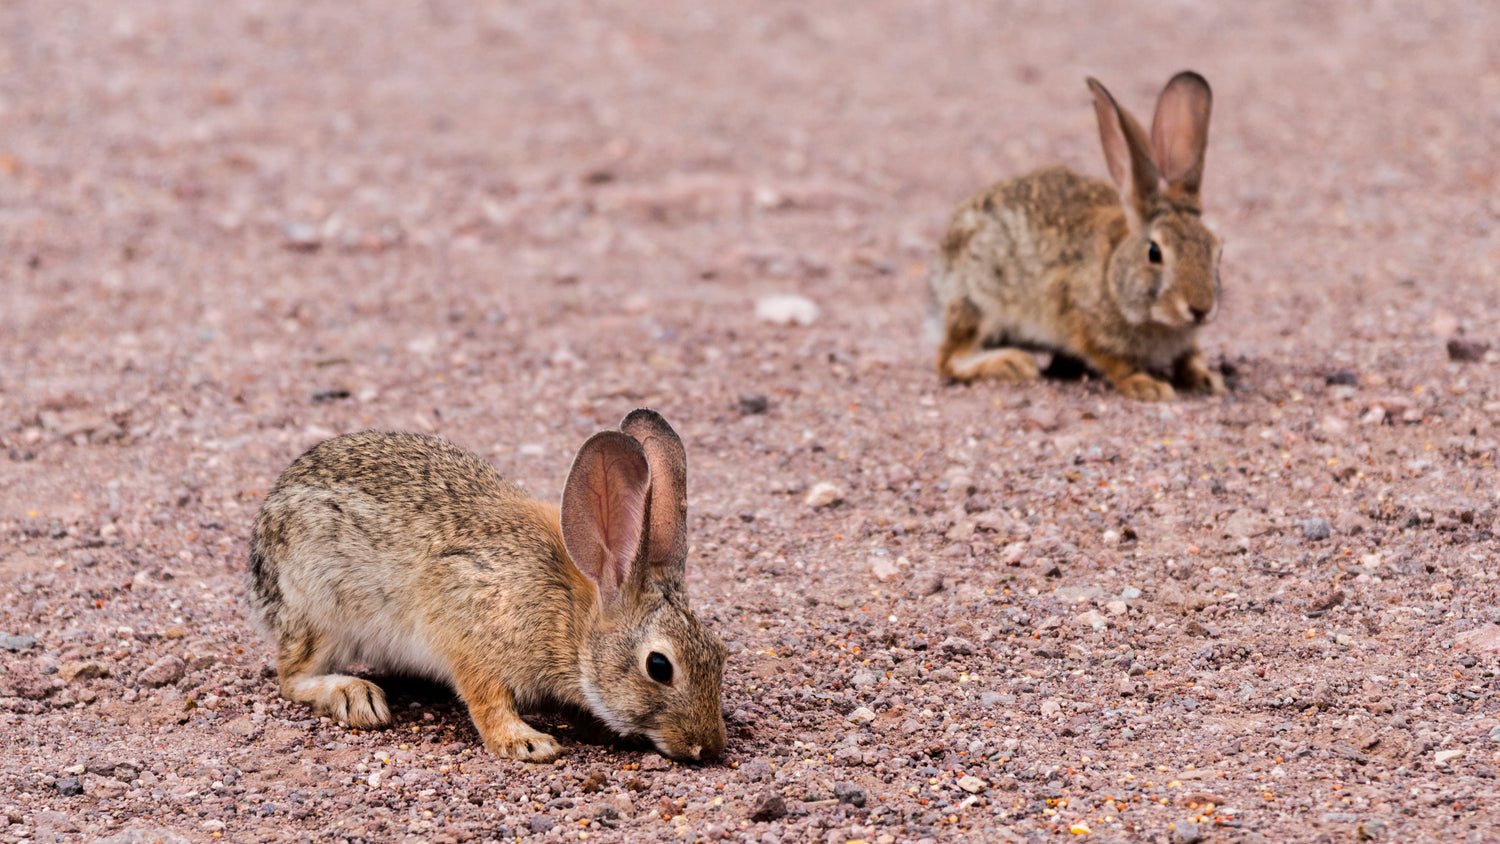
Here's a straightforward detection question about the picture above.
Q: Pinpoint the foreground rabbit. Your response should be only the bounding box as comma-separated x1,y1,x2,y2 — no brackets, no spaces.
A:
931,71,1225,401
247,409,727,762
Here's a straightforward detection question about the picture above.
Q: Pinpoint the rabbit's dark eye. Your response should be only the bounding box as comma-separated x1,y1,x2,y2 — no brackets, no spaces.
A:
646,652,673,685
1147,241,1163,264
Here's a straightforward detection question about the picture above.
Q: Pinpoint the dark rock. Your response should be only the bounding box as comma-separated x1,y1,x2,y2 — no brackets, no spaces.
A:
834,782,866,807
748,793,787,822
737,393,770,415
311,389,351,403
527,815,554,834
1325,369,1359,386
1447,338,1491,362
579,769,607,793
56,776,83,796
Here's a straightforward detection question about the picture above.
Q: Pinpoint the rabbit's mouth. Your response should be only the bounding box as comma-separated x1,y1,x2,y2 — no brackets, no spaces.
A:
645,718,727,762
1151,294,1216,329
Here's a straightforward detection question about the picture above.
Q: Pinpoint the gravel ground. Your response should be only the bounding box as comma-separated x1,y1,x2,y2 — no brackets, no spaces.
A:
3,2,1499,842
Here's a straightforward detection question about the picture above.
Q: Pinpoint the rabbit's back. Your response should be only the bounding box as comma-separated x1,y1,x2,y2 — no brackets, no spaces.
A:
248,432,567,678
933,166,1121,345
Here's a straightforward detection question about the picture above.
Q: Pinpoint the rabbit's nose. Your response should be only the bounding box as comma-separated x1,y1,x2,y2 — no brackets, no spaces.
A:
1189,305,1211,323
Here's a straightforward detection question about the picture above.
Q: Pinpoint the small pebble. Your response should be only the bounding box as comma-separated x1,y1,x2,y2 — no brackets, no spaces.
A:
1447,337,1491,362
527,815,553,834
956,775,986,794
1170,821,1204,844
282,222,322,251
739,758,773,782
55,776,83,796
59,661,110,685
737,393,770,415
910,571,944,597
938,636,975,655
0,635,37,652
834,782,866,807
755,294,820,326
804,481,844,508
1075,610,1108,631
579,770,607,793
1302,517,1333,541
138,656,186,688
748,793,787,822
869,557,899,582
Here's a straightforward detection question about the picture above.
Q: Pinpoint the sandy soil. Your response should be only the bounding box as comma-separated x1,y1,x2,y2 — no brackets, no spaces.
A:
2,1,1499,842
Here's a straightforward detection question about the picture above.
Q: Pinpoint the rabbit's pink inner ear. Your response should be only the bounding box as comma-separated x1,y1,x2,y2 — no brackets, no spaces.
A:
560,432,651,604
1150,71,1212,196
619,409,688,577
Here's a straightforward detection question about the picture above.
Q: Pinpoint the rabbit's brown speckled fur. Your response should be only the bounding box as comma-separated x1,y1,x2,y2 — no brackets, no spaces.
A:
931,71,1225,401
247,410,726,762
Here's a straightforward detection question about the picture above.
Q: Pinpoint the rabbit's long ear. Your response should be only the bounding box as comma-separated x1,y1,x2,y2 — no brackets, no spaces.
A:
1089,77,1160,224
619,409,688,588
1150,71,1212,201
560,431,651,607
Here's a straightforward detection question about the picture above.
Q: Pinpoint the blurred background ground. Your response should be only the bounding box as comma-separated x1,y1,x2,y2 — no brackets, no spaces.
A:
1,2,1498,842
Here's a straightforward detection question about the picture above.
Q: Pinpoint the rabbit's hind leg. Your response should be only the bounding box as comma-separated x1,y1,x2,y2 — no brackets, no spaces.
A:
937,297,1040,384
275,622,391,729
946,347,1040,383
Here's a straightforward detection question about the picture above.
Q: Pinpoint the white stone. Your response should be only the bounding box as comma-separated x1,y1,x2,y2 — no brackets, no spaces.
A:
956,775,986,794
755,293,820,326
805,481,844,508
1075,610,1108,631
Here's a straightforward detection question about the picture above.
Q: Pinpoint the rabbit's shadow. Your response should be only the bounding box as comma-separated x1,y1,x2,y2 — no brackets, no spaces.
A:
365,672,652,754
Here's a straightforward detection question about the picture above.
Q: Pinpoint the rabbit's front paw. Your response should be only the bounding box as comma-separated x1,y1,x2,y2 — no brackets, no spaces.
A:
1117,373,1176,402
484,721,562,762
1173,353,1226,395
1196,368,1227,395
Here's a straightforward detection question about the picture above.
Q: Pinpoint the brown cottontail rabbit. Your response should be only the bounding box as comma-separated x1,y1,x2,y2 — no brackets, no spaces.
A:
247,410,727,762
931,71,1225,401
